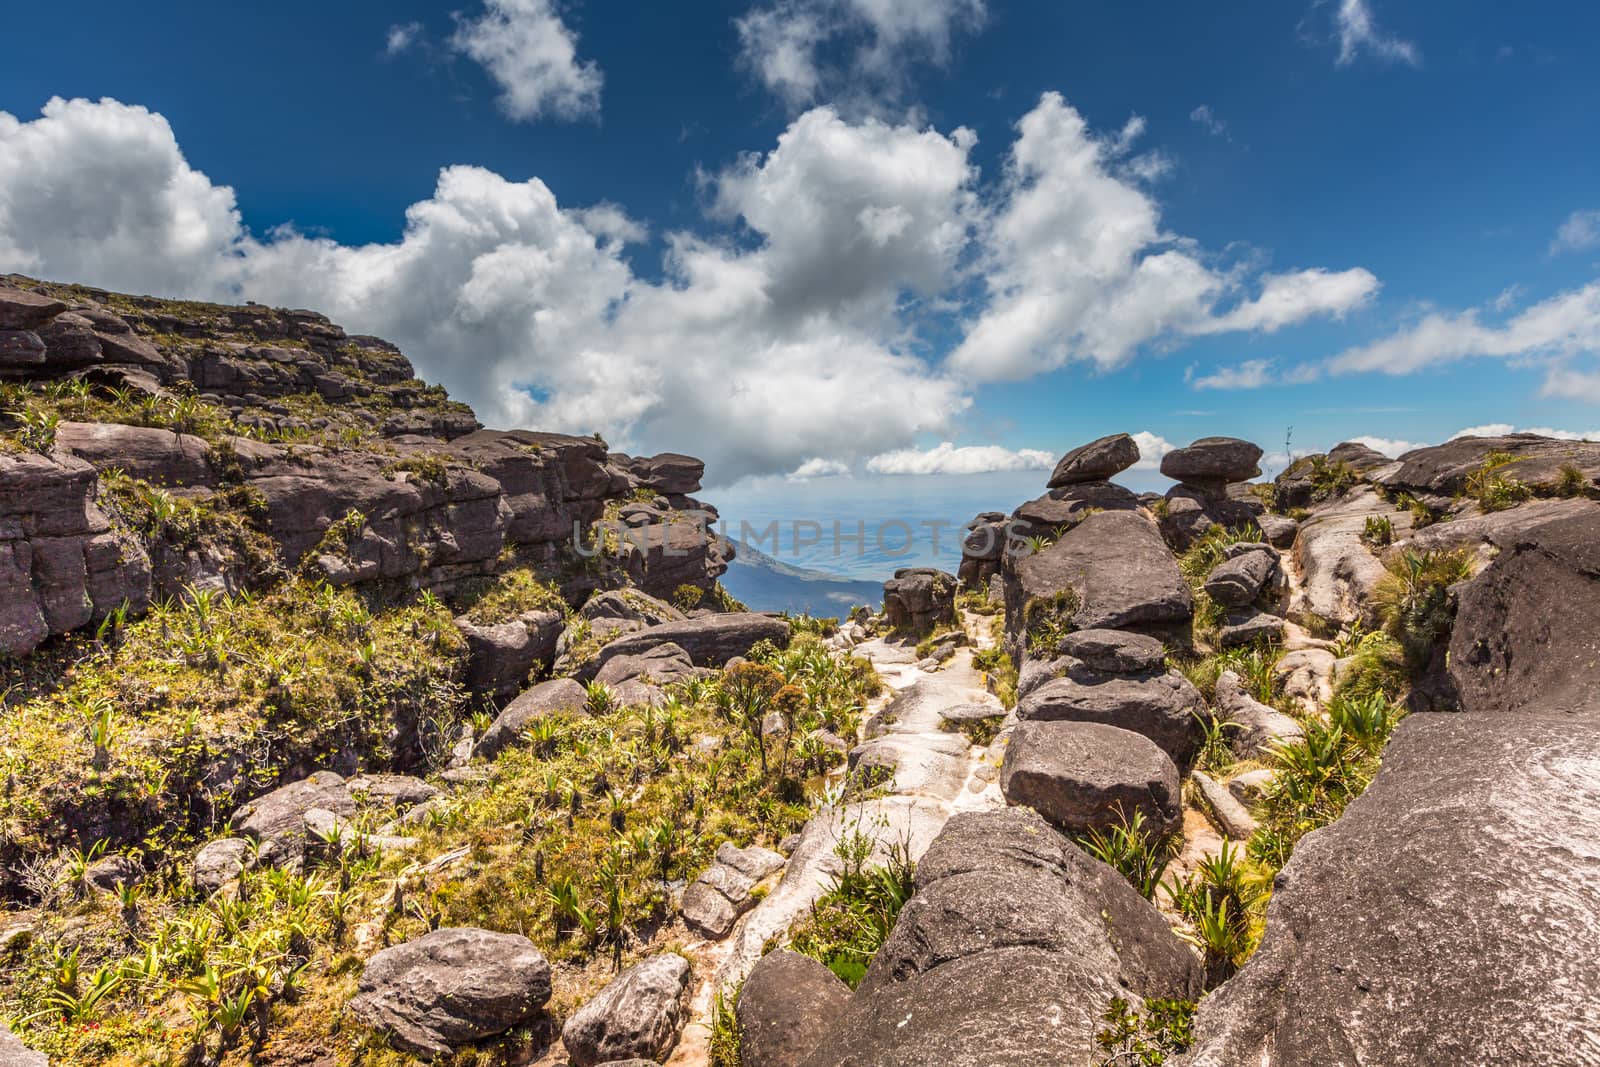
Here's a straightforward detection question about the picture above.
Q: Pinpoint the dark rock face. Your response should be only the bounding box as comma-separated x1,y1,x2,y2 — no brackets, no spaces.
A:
474,678,589,760
797,810,1197,1067
1382,433,1600,498
456,609,563,696
1008,481,1142,540
1448,512,1600,716
561,953,692,1067
615,452,705,495
594,642,701,688
1047,433,1140,487
736,950,851,1067
1004,511,1191,649
957,511,1009,588
0,451,151,656
54,421,218,488
1160,436,1263,487
590,613,790,674
1017,669,1204,769
882,567,957,633
446,429,615,545
1159,484,1264,551
1057,628,1167,674
1000,720,1182,836
349,928,552,1058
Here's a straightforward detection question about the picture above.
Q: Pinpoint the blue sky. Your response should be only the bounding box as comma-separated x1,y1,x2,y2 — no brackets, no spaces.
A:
3,0,1600,501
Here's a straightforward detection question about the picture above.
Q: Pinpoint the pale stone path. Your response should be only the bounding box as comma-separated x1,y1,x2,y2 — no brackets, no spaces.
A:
668,621,1005,1065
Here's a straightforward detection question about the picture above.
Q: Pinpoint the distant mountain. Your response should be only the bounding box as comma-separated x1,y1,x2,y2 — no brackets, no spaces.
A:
720,542,884,616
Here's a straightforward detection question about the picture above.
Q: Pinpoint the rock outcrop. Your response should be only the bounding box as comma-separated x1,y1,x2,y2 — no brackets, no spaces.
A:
349,928,552,1057
1000,719,1183,836
881,567,957,633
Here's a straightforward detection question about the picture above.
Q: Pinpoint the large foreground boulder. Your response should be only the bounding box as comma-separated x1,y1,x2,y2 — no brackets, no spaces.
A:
562,954,692,1067
349,928,552,1058
796,810,1197,1066
1179,712,1600,1065
1000,720,1182,836
736,950,852,1067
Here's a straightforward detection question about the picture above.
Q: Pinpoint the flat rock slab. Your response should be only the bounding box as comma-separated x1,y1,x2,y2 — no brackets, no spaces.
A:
1289,488,1410,629
1000,720,1182,837
849,732,972,801
590,613,789,674
350,927,551,1057
1017,669,1204,769
1216,671,1304,759
681,843,785,940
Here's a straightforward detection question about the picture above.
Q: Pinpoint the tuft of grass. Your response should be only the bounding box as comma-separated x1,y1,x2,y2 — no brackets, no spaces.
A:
1370,548,1475,668
1079,808,1179,900
1361,514,1393,547
709,984,744,1067
787,829,915,988
1163,842,1270,989
1462,451,1532,512
1554,462,1589,498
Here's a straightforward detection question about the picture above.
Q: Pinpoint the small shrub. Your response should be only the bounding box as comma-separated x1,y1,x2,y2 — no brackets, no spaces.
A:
788,829,915,988
1022,589,1079,654
1555,463,1589,498
1307,457,1359,501
1164,842,1269,988
1370,548,1474,667
1079,808,1178,900
1463,452,1532,512
1361,514,1393,547
1094,996,1196,1066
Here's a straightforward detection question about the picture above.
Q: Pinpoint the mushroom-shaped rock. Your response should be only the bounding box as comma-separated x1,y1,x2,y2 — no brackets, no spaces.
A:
736,950,852,1067
1000,720,1182,837
562,954,692,1067
349,928,552,1058
474,678,588,760
1160,436,1264,487
1057,628,1167,674
1016,669,1205,770
1047,433,1141,488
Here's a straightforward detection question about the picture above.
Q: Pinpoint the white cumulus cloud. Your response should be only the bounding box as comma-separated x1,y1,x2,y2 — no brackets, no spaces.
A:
736,0,986,112
1347,435,1424,458
1327,0,1420,67
1552,209,1600,256
450,0,603,122
866,442,1054,476
1130,431,1175,470
947,94,1376,381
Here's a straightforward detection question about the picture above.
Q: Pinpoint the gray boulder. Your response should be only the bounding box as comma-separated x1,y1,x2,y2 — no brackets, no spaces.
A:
1017,669,1205,769
1000,720,1182,836
736,950,851,1067
562,953,692,1067
1008,481,1143,540
1217,609,1287,648
882,568,957,633
1215,670,1303,758
1203,548,1277,607
1057,628,1167,674
230,771,356,865
681,842,786,940
594,642,700,688
193,837,253,894
1016,655,1066,699
474,678,588,760
798,810,1198,1067
349,927,552,1057
1005,511,1191,648
1160,436,1264,488
1047,433,1141,487
590,614,789,675
0,283,67,329
1380,432,1600,499
81,854,141,894
0,1021,49,1067
54,421,217,488
456,609,563,696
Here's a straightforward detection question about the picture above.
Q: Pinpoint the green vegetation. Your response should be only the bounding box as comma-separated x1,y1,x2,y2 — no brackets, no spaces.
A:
1246,691,1403,871
1462,451,1532,512
1094,996,1196,1066
787,827,915,987
1555,462,1589,498
1305,456,1360,502
972,644,1019,709
1177,524,1264,642
1079,808,1178,900
1020,588,1080,655
1361,514,1394,547
1370,548,1475,668
709,984,745,1067
453,562,568,625
1164,842,1269,988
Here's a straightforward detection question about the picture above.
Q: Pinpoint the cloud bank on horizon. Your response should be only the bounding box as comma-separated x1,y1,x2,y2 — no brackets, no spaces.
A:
1,0,1597,486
